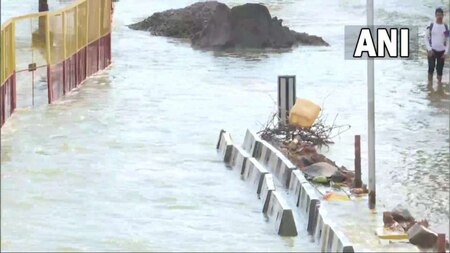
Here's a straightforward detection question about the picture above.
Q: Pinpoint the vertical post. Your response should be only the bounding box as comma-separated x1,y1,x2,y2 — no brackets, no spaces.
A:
11,72,16,113
109,0,113,65
1,85,5,126
437,234,446,253
97,41,100,72
1,29,4,83
47,66,51,104
86,0,90,77
38,0,48,39
277,75,296,127
75,6,79,86
62,11,67,94
11,22,16,112
46,14,52,104
1,87,3,126
367,0,376,209
11,22,16,77
354,135,362,188
97,0,101,71
32,71,35,106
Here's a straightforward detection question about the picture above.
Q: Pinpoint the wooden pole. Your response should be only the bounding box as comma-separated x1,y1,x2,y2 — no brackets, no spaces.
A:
354,135,362,188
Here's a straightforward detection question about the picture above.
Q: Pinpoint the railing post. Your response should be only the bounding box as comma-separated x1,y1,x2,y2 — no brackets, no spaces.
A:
97,0,101,71
46,14,52,104
74,6,78,86
277,75,296,127
62,11,67,94
11,22,16,112
85,0,90,77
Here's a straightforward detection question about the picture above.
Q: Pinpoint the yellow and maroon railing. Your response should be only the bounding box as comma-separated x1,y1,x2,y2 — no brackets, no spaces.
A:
0,0,112,127
1,19,15,126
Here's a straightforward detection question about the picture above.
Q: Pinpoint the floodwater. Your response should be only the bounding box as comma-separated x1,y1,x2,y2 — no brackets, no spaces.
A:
1,0,449,251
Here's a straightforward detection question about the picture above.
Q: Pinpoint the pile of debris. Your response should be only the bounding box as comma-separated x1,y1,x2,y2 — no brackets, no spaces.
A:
384,206,449,250
258,110,448,251
258,112,355,187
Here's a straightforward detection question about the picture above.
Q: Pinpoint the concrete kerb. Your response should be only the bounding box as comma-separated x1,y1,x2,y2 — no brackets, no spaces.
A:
289,169,321,234
217,130,298,237
288,169,309,206
229,144,249,175
216,129,233,164
331,229,354,253
261,173,276,212
242,157,269,195
264,190,298,236
255,139,296,187
315,205,354,253
273,151,296,188
242,129,261,157
217,129,355,248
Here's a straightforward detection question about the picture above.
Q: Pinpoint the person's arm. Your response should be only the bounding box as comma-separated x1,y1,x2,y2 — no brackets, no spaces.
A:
445,30,449,55
425,25,432,51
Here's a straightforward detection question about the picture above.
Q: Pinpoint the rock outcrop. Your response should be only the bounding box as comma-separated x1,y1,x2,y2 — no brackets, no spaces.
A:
128,1,329,49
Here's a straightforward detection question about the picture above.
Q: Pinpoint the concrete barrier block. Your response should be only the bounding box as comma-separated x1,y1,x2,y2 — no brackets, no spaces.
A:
255,140,272,165
216,129,226,149
229,144,249,175
268,149,282,172
288,170,309,205
325,224,336,252
316,212,354,253
342,245,355,253
216,130,233,164
314,212,325,241
276,155,297,187
242,129,261,157
242,157,269,195
297,182,320,234
330,229,354,252
331,236,343,253
260,174,276,212
319,223,331,252
264,191,298,236
256,140,297,187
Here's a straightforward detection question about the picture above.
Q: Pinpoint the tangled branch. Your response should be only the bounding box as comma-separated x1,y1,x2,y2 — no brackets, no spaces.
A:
257,110,351,149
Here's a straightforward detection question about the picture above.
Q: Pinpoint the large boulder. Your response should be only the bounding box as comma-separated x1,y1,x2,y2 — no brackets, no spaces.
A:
192,3,233,48
128,1,329,49
228,4,275,48
128,1,226,38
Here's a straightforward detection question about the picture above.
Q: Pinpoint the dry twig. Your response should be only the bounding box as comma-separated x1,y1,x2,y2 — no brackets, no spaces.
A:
257,109,351,149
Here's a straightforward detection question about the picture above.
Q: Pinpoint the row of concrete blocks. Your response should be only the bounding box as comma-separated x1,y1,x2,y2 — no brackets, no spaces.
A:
216,129,354,252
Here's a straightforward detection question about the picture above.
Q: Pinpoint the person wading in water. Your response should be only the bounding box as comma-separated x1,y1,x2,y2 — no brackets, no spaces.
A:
425,7,449,94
